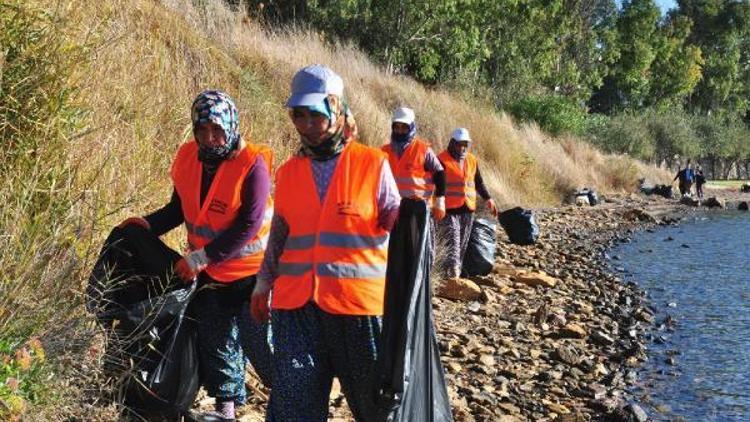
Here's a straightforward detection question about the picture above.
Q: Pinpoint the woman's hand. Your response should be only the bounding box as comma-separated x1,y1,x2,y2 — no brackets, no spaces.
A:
175,249,209,282
250,279,272,323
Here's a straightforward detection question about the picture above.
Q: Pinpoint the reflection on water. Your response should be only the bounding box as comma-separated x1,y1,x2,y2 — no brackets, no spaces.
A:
612,212,750,421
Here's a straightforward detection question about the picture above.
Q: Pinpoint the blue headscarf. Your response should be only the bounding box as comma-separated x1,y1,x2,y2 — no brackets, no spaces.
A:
191,90,240,163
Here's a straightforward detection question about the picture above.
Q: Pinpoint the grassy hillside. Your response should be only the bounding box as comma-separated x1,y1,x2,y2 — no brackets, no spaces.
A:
0,0,670,418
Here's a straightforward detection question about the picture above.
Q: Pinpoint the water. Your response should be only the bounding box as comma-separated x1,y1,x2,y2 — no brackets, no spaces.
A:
611,212,750,421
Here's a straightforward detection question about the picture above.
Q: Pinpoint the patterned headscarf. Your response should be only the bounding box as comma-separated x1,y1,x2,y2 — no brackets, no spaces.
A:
191,90,240,163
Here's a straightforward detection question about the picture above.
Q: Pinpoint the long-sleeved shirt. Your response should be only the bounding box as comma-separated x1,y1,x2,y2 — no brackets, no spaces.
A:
391,140,446,197
144,155,271,264
256,155,400,288
437,156,492,214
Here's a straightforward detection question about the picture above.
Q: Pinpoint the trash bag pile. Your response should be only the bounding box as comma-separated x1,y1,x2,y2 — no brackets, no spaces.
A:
88,225,199,418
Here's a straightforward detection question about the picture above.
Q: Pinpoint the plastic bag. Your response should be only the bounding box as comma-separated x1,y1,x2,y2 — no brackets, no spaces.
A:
461,218,496,277
376,198,453,422
89,225,200,417
498,207,540,245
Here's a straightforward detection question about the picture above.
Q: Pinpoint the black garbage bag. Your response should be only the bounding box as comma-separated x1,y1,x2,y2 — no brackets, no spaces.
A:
88,225,200,417
498,207,540,245
587,189,599,206
461,218,496,277
651,184,674,199
376,198,453,422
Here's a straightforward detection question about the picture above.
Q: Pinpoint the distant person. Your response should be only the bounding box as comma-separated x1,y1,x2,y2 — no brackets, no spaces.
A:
437,128,497,280
695,167,706,199
673,159,695,196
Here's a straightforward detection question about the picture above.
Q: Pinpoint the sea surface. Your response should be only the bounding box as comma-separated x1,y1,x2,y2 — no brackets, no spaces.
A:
611,211,750,421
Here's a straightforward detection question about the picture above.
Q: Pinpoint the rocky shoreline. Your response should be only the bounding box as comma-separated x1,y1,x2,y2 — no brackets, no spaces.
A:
431,189,748,422
57,190,748,422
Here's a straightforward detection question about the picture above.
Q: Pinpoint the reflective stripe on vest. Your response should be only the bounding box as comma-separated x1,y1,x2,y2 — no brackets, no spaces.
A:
382,139,435,203
273,141,389,315
438,150,477,210
171,141,273,282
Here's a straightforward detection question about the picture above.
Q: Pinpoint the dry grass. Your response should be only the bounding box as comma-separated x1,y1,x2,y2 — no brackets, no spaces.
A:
0,0,674,418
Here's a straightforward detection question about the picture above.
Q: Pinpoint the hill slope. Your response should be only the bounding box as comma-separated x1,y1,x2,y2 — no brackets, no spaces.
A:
0,0,671,419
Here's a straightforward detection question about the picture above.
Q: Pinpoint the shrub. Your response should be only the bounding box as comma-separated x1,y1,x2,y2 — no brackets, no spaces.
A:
508,95,589,136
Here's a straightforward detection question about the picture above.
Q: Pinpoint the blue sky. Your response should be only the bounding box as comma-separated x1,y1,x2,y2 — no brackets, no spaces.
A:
656,0,678,13
618,0,678,14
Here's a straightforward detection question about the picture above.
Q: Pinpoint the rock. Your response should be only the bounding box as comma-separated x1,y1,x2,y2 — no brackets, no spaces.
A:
560,323,587,339
679,196,700,206
515,271,558,288
592,330,615,346
553,345,580,365
738,201,749,211
702,196,725,208
438,277,482,301
627,403,649,422
623,208,658,223
741,183,750,193
542,399,571,415
479,354,496,368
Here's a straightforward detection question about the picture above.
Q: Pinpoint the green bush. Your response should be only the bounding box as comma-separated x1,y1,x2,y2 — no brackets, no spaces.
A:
585,113,655,160
643,109,700,164
508,95,589,136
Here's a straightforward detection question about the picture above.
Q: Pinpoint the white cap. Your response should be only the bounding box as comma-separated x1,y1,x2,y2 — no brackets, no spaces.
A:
392,107,416,125
286,64,344,107
451,127,472,142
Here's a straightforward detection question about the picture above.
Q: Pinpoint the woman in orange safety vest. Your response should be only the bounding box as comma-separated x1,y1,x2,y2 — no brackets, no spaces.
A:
119,90,273,421
250,65,401,421
381,106,446,264
438,128,497,279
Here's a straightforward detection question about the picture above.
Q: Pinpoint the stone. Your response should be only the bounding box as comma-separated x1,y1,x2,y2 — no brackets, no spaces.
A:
627,403,649,422
680,196,700,206
591,330,615,346
553,345,580,366
515,271,558,288
437,277,482,301
624,208,658,223
738,201,749,211
560,323,588,339
702,196,725,208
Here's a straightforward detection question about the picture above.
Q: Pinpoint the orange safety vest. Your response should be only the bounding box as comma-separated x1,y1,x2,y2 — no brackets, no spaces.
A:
438,150,477,210
171,141,274,282
273,141,389,315
381,138,435,203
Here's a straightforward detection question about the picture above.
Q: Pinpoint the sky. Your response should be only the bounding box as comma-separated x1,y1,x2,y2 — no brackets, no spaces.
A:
618,0,678,14
656,0,678,13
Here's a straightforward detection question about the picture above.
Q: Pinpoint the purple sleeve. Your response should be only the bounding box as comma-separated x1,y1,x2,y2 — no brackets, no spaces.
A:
474,165,492,201
377,159,401,231
256,214,289,287
204,155,271,263
423,148,444,173
144,189,184,236
424,147,446,197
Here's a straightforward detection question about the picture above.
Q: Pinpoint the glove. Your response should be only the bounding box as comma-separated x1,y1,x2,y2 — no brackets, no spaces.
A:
175,249,209,282
432,196,446,221
486,198,498,216
250,278,272,323
118,217,150,230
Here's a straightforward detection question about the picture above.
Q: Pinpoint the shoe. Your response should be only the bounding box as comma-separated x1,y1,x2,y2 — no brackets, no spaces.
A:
184,410,236,422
